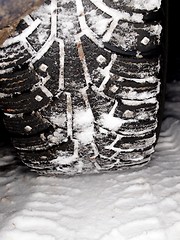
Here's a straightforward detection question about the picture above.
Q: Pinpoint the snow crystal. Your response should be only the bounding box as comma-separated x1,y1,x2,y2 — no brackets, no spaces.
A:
51,154,77,165
127,0,162,11
73,108,94,128
99,113,126,131
73,108,94,144
90,0,144,23
87,9,112,35
50,113,66,127
75,126,94,145
150,24,162,38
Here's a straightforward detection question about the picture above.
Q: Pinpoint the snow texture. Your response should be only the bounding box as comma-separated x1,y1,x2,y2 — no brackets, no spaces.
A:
0,82,180,240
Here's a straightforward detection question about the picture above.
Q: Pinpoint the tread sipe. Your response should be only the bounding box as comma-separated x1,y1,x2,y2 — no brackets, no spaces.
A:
0,0,167,175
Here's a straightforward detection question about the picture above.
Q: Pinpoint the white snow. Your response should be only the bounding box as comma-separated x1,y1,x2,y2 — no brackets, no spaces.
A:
87,9,112,35
127,0,162,11
73,108,94,144
89,0,144,23
99,113,126,131
0,85,180,240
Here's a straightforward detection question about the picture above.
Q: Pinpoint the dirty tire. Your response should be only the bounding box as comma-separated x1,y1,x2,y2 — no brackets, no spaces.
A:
0,0,167,175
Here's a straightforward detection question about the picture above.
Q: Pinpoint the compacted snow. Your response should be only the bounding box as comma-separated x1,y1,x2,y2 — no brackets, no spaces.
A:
0,82,180,240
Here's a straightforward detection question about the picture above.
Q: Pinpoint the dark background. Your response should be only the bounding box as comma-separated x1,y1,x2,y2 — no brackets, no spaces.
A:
167,1,180,82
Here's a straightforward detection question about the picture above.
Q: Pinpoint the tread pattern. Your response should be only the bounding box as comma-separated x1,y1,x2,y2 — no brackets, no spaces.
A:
0,0,164,175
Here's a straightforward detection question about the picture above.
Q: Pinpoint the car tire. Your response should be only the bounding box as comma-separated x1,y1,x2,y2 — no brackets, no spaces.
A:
0,0,167,175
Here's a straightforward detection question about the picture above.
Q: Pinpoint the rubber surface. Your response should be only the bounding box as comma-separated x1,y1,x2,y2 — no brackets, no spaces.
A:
0,0,166,175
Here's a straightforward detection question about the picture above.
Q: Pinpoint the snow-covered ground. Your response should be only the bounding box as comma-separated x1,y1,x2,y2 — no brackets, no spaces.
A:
0,82,180,240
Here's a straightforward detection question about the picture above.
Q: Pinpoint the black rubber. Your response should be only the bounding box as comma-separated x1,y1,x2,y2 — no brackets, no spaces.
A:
0,0,167,175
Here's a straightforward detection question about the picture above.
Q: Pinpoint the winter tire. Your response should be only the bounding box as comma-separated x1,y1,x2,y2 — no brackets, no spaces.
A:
0,0,167,175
